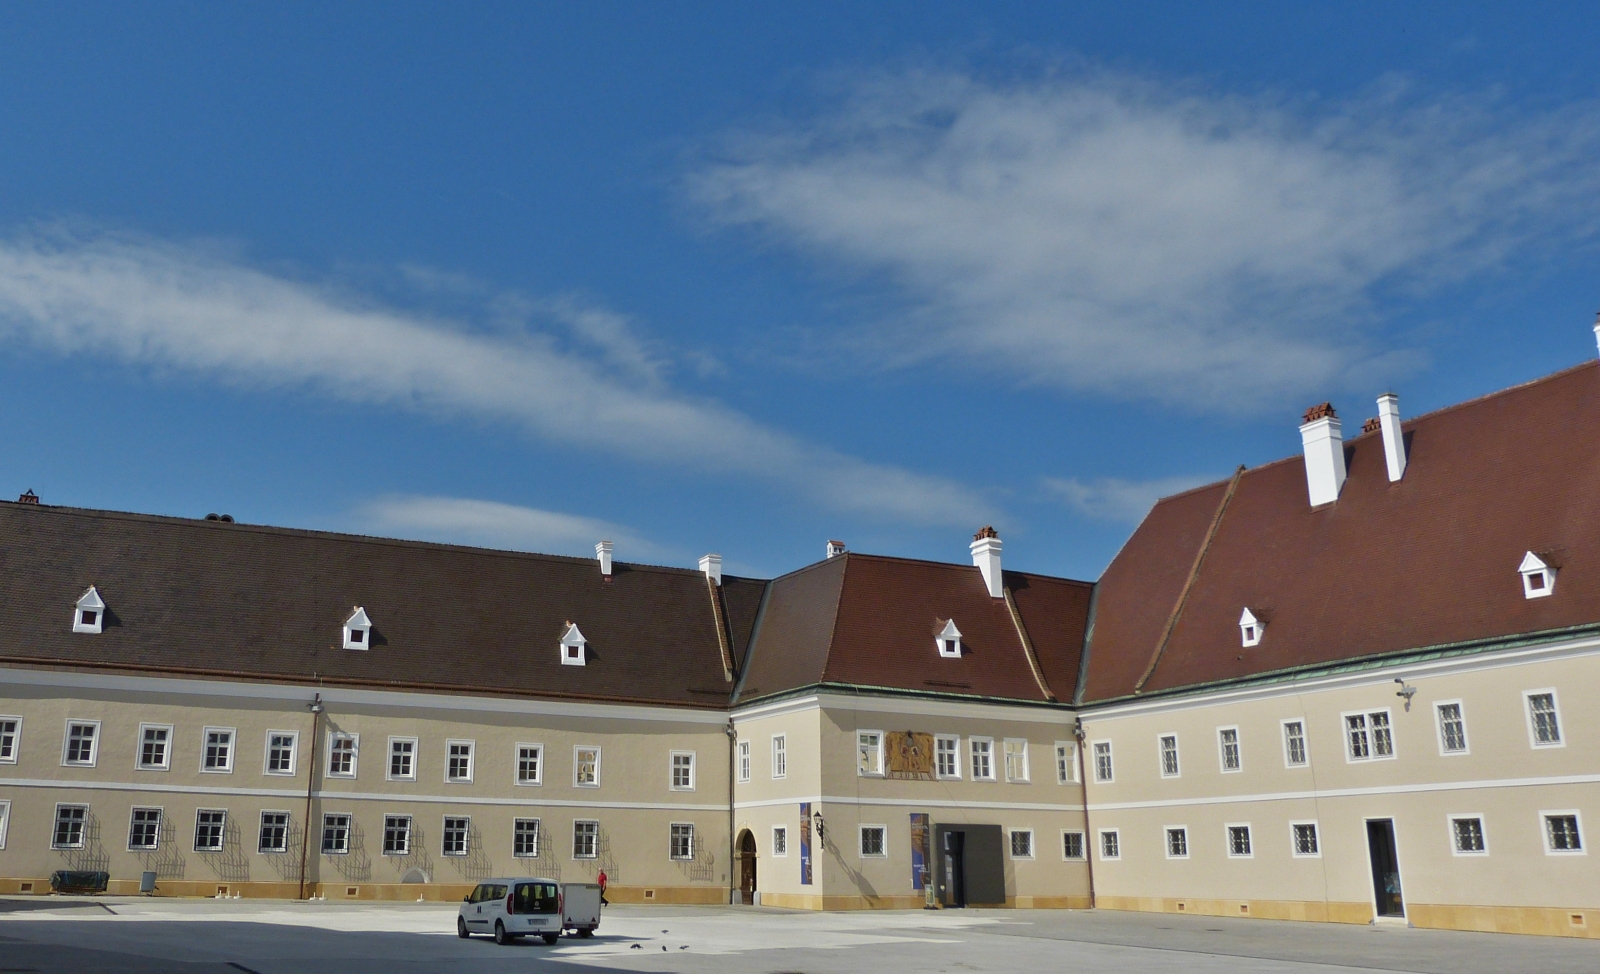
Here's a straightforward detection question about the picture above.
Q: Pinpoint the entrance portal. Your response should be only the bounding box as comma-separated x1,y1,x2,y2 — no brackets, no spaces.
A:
737,829,757,905
933,824,1004,908
1366,819,1405,918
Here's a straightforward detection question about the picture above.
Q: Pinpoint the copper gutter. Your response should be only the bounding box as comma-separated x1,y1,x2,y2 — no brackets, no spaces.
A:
1002,585,1056,702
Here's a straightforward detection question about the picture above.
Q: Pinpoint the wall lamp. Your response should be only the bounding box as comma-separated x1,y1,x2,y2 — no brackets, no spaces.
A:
1394,678,1417,712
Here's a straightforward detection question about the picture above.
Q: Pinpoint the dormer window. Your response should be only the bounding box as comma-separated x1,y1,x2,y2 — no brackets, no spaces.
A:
73,587,105,634
1239,608,1264,648
343,607,373,650
560,623,587,666
936,619,963,658
1519,552,1557,599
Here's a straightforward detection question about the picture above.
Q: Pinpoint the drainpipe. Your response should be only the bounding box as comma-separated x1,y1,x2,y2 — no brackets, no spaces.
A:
725,719,737,905
1074,716,1096,910
298,693,323,900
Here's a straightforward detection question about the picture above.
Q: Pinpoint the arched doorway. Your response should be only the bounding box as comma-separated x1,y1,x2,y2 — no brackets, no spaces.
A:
736,829,757,905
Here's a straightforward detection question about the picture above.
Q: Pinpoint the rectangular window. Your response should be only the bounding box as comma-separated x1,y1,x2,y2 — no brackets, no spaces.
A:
1451,816,1486,855
53,804,87,849
671,751,696,791
1061,831,1085,860
517,744,543,785
446,741,474,782
737,741,751,782
442,816,470,856
936,735,961,779
772,826,788,857
1159,735,1180,777
670,823,695,860
1092,741,1113,783
0,716,19,763
1010,829,1034,859
513,818,541,858
771,735,786,779
1369,711,1394,757
1227,824,1253,858
573,820,599,859
138,724,171,770
1055,742,1075,784
1291,821,1320,857
1544,812,1583,854
388,738,416,780
1345,711,1395,761
63,721,98,766
858,732,884,777
128,807,162,851
202,727,235,772
574,746,601,787
194,809,226,852
1218,727,1241,772
1527,692,1563,746
1165,827,1188,859
970,738,995,781
266,732,297,776
327,734,357,777
382,815,411,856
859,825,886,858
1436,702,1468,754
259,812,289,853
1282,720,1307,767
0,800,8,850
1003,739,1030,782
321,813,351,854
1098,829,1120,860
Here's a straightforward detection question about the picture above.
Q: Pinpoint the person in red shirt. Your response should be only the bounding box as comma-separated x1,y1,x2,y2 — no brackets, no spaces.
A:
597,870,608,906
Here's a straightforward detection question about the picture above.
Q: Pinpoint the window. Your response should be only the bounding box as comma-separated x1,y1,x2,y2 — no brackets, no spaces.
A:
383,815,411,856
53,804,88,849
194,809,226,852
574,746,600,787
670,823,695,860
0,800,10,850
1450,816,1486,855
936,735,961,779
342,606,372,649
1159,735,1180,777
1519,551,1557,599
970,737,995,781
936,619,963,657
1098,829,1120,860
1526,691,1563,747
1004,739,1030,782
0,716,18,763
442,816,470,856
1227,824,1253,858
128,808,162,851
266,732,297,776
1061,831,1085,860
1435,702,1468,754
1239,607,1264,647
1291,821,1320,857
138,724,171,771
517,744,543,785
858,732,884,776
772,826,788,857
513,818,541,858
63,720,99,767
1282,720,1308,767
573,820,599,859
1055,742,1075,784
1092,741,1113,783
737,740,751,782
1344,711,1395,761
327,734,357,777
1218,727,1241,772
446,741,474,783
386,738,415,780
671,751,696,791
1010,829,1034,859
560,623,587,665
1543,812,1584,855
859,825,887,858
74,586,105,633
1165,827,1188,859
202,728,235,773
771,736,786,779
321,813,351,854
259,812,289,854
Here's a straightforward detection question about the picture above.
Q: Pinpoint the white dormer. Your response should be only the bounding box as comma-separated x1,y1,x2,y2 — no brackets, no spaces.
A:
1239,608,1264,647
1519,552,1557,599
343,607,373,650
74,587,106,634
560,622,587,666
936,619,963,658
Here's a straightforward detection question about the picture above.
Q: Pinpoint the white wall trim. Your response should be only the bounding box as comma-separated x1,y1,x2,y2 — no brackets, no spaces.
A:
733,794,1084,812
733,690,1076,725
1088,771,1600,812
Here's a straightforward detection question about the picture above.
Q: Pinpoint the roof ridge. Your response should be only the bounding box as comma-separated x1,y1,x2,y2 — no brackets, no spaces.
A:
832,549,1094,586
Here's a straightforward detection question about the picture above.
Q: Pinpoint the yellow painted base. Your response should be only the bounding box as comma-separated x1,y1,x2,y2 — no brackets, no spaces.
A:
1408,903,1600,939
0,876,724,905
1097,895,1371,925
757,891,1092,911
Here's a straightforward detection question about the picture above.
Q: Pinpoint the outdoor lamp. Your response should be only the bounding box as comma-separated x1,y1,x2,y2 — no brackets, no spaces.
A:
812,811,826,843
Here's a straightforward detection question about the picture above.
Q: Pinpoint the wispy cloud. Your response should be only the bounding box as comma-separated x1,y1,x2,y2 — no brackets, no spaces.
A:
359,495,663,560
0,229,988,525
1044,474,1220,522
693,70,1600,410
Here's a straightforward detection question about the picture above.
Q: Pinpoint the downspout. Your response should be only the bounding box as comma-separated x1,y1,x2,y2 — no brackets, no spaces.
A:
1074,716,1096,910
298,693,323,900
725,719,737,905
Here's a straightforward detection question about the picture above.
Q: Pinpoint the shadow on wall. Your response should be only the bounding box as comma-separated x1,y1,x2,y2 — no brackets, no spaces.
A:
138,817,187,880
675,837,717,884
386,822,435,885
205,818,253,884
262,819,307,883
327,820,373,882
446,824,493,883
515,830,561,881
826,834,880,899
59,812,111,875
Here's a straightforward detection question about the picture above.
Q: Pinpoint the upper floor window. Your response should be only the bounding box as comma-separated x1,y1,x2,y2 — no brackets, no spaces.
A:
342,606,372,649
671,751,695,791
936,619,963,658
1218,727,1241,772
1526,691,1563,747
138,724,171,771
1436,702,1469,754
202,727,235,773
858,731,884,777
446,741,474,782
327,733,358,777
560,622,587,666
0,716,18,763
1238,607,1264,647
63,721,99,767
1055,742,1076,784
936,735,961,779
265,731,297,776
970,737,995,781
771,735,786,779
1092,740,1113,783
1159,734,1180,777
1282,720,1307,767
737,740,751,782
574,746,601,787
517,744,542,785
388,738,416,780
1519,552,1557,599
74,586,106,633
1003,739,1029,782
1344,711,1395,762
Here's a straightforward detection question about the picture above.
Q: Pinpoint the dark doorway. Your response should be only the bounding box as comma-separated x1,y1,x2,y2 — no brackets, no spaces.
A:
941,829,966,907
1366,819,1404,918
737,829,757,905
934,824,1005,907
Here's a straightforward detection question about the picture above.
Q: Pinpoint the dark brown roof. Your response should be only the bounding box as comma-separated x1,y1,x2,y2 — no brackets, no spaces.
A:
0,503,761,708
1082,359,1600,702
736,552,1092,705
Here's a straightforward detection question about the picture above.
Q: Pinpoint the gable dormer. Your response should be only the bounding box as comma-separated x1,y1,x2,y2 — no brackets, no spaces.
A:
1238,607,1264,647
74,587,105,634
936,619,963,658
1519,552,1557,600
560,622,587,666
343,606,373,649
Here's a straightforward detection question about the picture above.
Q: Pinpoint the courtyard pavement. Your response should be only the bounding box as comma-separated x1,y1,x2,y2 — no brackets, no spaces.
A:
0,896,1596,973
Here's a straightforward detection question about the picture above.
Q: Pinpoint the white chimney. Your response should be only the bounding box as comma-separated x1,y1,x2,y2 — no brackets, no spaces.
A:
1376,393,1407,482
826,540,846,559
1299,403,1347,507
699,553,722,587
595,541,613,577
969,527,1003,599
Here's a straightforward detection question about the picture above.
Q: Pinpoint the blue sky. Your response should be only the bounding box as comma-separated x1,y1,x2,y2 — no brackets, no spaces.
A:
1,3,1598,580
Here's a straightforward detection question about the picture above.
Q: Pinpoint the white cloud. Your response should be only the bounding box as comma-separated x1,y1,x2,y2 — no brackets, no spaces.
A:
359,495,663,560
693,71,1600,410
0,229,988,525
1044,474,1220,523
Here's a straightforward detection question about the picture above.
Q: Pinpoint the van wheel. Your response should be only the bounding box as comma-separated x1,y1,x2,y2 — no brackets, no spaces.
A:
494,921,511,945
457,917,469,939
542,932,559,945
579,928,593,938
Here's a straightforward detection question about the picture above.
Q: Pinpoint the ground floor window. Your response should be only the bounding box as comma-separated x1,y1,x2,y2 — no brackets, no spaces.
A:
128,808,161,851
514,818,541,858
259,812,289,854
859,825,887,858
1009,829,1034,859
772,826,788,856
383,815,411,856
442,817,469,856
1062,831,1085,860
1545,813,1583,853
1451,816,1486,854
573,820,599,859
53,804,87,849
322,813,351,854
1226,824,1252,858
1291,822,1320,857
1099,829,1119,860
1165,827,1188,858
194,810,226,852
671,823,695,860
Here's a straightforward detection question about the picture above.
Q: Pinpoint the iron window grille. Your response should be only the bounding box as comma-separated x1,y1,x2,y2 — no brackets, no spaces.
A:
383,815,412,856
514,818,541,858
128,808,161,851
670,823,695,860
259,812,289,854
573,820,599,859
321,814,351,854
442,817,470,856
194,810,226,852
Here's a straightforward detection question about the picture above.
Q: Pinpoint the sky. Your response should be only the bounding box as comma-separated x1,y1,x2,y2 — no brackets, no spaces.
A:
0,3,1597,581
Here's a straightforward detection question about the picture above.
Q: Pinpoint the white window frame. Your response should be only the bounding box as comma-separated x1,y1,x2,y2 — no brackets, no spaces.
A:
1164,825,1189,860
573,745,602,788
1091,740,1113,783
382,813,413,856
321,812,352,855
1289,819,1321,858
1217,725,1242,773
970,736,995,781
1097,828,1120,861
1060,829,1085,861
1003,738,1031,783
127,806,163,852
1524,689,1565,749
1158,733,1180,778
445,739,475,783
1341,709,1397,763
560,623,587,666
0,715,22,765
1054,741,1076,784
1448,813,1489,857
1225,822,1254,859
858,730,885,777
669,822,696,861
572,819,600,859
935,734,962,780
1009,828,1036,860
258,810,290,854
1281,718,1308,768
1520,552,1557,599
264,730,298,777
386,736,418,782
326,732,358,778
737,740,751,783
771,735,786,779
342,607,372,650
771,825,788,857
441,815,471,857
200,726,236,774
1433,700,1470,756
1541,809,1585,856
515,743,543,786
61,719,101,768
670,750,696,792
858,824,888,859
0,799,9,850
136,722,172,772
74,587,106,634
52,802,89,849
193,808,227,853
513,817,541,858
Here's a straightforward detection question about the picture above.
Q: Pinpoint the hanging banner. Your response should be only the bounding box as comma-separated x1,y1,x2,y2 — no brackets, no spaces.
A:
886,731,935,780
799,802,813,886
910,812,930,891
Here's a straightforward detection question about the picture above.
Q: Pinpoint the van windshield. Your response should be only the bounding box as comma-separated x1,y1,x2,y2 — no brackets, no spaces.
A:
513,882,560,914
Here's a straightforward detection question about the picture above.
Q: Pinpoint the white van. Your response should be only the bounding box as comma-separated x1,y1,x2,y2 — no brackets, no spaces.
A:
458,878,563,945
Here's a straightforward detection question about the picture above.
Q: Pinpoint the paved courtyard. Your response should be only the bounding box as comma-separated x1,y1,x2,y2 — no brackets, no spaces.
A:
1,897,1597,974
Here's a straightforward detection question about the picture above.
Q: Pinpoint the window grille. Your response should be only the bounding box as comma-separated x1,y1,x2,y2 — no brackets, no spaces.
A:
128,808,161,850
1219,728,1241,771
321,813,351,854
860,826,886,857
1011,830,1033,858
1292,822,1319,856
1166,827,1188,857
671,823,695,860
1227,825,1252,857
1093,741,1113,782
383,815,411,856
1453,818,1485,853
1283,721,1307,766
1062,831,1085,860
1160,735,1179,777
514,819,541,858
1547,815,1582,852
53,804,87,849
442,817,470,856
1437,704,1468,753
259,812,289,853
573,820,599,859
1529,694,1562,745
194,810,226,852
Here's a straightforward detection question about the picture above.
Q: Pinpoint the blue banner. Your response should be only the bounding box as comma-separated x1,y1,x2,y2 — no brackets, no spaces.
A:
800,802,813,886
910,813,930,891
